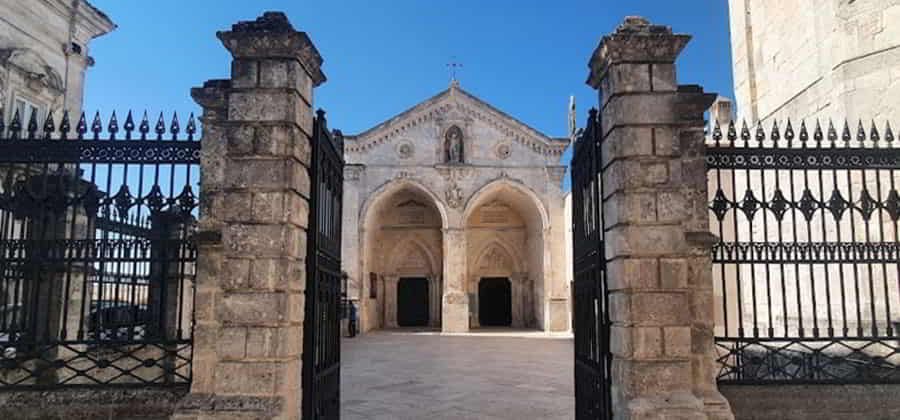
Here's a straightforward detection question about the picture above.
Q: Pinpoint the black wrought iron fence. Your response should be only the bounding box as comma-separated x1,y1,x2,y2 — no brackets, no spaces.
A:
0,109,199,388
571,109,612,419
302,110,344,419
707,119,900,384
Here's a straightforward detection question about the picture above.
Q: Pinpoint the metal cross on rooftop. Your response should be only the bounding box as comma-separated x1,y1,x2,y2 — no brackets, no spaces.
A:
447,58,463,82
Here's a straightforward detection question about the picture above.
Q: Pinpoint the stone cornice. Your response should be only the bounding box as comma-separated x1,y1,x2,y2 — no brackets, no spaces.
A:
345,86,569,157
42,0,117,41
217,12,326,86
587,16,690,88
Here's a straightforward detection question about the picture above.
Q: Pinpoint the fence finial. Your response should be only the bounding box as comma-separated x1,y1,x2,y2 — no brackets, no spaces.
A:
827,119,837,144
124,111,135,140
91,111,103,140
42,111,55,139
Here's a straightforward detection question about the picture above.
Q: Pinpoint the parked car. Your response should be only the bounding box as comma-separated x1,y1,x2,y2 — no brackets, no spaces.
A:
88,301,150,341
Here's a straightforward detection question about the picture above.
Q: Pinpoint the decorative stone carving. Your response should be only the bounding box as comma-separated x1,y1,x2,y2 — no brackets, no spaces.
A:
445,182,464,209
398,247,428,271
495,143,512,160
479,201,511,224
445,125,464,163
479,245,510,270
396,141,414,159
344,89,569,158
436,165,474,182
546,166,567,186
0,48,65,93
396,200,427,225
344,165,364,181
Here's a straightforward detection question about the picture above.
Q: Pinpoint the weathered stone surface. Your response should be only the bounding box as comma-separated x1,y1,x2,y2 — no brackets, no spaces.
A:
214,362,277,396
659,258,688,289
606,257,659,291
218,292,288,325
589,15,734,420
228,90,306,124
729,0,900,123
217,12,325,86
588,16,691,88
0,388,188,420
721,384,900,420
180,17,321,419
603,191,657,227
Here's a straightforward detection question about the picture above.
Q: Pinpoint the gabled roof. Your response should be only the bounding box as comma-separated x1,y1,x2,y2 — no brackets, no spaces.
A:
345,83,570,157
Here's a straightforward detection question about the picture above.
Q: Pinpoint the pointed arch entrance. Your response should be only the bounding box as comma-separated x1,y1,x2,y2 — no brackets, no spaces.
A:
359,180,446,330
464,179,549,329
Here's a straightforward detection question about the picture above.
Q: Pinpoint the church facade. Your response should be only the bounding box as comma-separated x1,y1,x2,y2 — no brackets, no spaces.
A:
341,82,572,333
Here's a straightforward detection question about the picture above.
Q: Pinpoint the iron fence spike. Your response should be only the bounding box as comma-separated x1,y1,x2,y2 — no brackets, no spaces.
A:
155,112,166,140
108,111,119,139
170,111,180,140
827,119,838,143
870,120,880,143
42,110,55,139
124,110,135,140
26,108,39,139
785,119,795,143
76,111,87,140
727,120,737,143
60,110,71,138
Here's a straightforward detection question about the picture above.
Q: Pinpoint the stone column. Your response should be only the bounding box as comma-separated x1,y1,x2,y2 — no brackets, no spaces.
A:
441,228,468,332
174,12,325,420
587,17,734,420
427,275,440,328
384,275,399,328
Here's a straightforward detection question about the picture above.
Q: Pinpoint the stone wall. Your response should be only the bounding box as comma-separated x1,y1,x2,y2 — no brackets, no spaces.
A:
722,384,900,420
729,0,900,123
0,387,188,420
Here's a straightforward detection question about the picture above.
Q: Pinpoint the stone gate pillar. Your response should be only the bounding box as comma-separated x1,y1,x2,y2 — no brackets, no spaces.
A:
174,12,325,420
586,17,734,419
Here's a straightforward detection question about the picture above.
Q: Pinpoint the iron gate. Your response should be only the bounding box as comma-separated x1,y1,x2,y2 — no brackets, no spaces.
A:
707,120,900,384
0,109,199,388
302,110,344,419
571,109,612,419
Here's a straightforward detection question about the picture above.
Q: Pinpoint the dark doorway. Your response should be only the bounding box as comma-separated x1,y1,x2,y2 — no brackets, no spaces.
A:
397,277,429,327
479,277,512,327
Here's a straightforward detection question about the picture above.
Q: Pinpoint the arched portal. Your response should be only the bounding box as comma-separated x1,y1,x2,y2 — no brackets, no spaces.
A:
359,180,446,331
464,179,548,329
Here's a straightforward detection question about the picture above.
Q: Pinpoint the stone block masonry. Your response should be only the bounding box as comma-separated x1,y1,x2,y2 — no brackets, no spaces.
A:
172,12,325,420
587,16,735,420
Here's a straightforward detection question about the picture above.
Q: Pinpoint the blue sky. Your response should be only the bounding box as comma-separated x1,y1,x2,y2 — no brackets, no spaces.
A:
86,0,733,163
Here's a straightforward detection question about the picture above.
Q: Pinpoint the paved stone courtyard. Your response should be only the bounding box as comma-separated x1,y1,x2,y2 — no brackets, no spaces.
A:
341,330,574,419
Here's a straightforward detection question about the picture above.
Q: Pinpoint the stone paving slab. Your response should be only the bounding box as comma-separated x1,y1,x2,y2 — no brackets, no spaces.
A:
341,330,574,419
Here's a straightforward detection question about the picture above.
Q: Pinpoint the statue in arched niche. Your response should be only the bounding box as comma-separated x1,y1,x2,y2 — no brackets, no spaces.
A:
445,125,464,164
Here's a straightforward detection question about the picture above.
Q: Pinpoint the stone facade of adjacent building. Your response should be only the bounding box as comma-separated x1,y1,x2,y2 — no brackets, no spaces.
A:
0,0,114,125
341,82,572,333
729,0,900,123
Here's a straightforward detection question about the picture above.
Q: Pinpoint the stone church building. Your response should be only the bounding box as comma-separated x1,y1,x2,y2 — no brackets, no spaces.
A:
340,81,571,333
